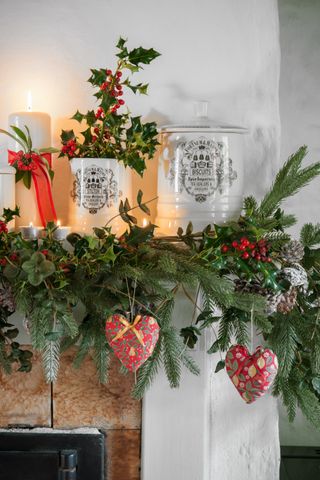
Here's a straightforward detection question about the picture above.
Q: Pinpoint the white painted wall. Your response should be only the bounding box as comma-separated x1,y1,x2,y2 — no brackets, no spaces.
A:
0,0,281,478
278,0,320,446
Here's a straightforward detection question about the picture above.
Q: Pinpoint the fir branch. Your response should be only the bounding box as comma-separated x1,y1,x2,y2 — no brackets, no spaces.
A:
161,327,183,388
92,333,111,384
131,337,162,399
42,339,60,382
258,146,320,217
300,223,320,247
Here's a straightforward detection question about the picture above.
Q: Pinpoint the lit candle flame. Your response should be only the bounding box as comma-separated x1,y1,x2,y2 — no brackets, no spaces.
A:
57,220,61,227
142,218,149,227
29,222,33,227
27,91,32,112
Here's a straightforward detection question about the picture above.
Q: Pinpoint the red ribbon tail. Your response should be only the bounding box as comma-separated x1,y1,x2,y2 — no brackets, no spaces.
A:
32,162,57,227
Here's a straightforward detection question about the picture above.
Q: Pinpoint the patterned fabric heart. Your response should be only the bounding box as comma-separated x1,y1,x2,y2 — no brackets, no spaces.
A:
105,313,160,372
225,344,278,404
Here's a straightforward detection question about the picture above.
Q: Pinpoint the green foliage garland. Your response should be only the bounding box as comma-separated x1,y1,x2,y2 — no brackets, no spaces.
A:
0,147,320,430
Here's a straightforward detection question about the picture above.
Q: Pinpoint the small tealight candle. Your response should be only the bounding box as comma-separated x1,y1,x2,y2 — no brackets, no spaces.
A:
20,222,40,240
53,221,71,241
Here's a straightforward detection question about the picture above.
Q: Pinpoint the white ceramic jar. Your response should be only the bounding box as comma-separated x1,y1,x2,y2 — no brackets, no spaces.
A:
69,158,131,235
156,104,248,235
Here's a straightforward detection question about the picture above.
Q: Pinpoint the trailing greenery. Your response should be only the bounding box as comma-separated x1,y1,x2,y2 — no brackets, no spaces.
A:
1,147,320,430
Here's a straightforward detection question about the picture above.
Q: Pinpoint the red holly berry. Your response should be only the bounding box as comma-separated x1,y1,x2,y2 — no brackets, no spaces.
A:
111,107,117,113
221,245,229,253
114,104,120,109
259,247,267,256
266,257,272,263
0,221,8,234
116,71,122,78
92,135,97,142
0,258,7,266
255,254,261,261
95,107,104,119
94,127,100,135
239,244,246,251
117,91,123,96
41,249,49,256
242,252,250,260
9,253,18,261
240,237,249,247
258,239,266,247
118,99,125,105
249,243,256,250
232,241,238,248
100,82,108,91
116,84,122,91
106,69,112,75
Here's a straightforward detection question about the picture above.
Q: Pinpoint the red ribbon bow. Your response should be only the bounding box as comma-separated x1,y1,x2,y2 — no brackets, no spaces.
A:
8,150,57,228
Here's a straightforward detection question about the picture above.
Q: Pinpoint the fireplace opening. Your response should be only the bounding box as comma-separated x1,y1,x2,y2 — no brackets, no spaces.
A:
0,429,105,480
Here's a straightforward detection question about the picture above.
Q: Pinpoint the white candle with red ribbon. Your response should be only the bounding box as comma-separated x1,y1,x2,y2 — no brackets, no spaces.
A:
8,92,57,228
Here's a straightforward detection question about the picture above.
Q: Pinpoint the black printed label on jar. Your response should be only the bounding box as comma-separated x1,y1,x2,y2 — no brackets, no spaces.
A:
178,137,237,203
71,165,119,215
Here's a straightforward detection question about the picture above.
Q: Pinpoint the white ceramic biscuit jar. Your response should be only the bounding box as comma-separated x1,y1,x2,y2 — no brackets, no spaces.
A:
156,102,248,235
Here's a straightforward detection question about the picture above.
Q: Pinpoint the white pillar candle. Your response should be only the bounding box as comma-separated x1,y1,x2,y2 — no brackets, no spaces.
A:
8,104,52,228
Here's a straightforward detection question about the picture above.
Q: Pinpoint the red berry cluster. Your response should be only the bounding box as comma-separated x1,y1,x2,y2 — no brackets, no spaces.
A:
99,69,125,114
9,150,40,171
0,221,8,234
61,139,77,156
9,252,18,261
220,237,272,262
0,258,7,266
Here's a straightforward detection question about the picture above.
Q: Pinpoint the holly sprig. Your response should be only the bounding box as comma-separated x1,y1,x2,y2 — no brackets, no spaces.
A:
0,126,58,189
60,37,161,176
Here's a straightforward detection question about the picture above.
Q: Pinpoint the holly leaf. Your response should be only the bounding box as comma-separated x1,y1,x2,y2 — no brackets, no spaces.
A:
61,129,75,143
116,37,127,49
128,47,161,66
126,224,155,246
72,110,85,123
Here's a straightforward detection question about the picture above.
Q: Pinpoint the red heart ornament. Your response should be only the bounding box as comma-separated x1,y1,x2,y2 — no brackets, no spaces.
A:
105,313,160,372
225,344,278,404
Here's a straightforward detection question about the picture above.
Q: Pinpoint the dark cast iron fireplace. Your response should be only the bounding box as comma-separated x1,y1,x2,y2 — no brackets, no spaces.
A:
0,429,105,480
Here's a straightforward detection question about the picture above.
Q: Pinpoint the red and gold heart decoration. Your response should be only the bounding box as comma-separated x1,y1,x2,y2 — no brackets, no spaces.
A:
105,313,160,372
225,344,278,404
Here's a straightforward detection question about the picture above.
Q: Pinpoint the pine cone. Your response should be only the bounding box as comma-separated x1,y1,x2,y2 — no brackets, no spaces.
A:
0,281,15,313
281,263,308,291
234,279,271,296
280,240,304,264
276,288,297,314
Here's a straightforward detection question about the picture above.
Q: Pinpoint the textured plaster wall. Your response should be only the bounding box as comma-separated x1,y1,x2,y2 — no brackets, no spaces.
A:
0,0,281,478
279,0,320,446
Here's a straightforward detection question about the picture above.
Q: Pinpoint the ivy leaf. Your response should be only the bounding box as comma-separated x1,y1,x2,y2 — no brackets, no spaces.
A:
180,326,201,349
215,360,226,373
312,377,320,394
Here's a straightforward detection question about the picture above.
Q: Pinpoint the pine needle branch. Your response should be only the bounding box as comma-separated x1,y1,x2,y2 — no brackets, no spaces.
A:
258,146,320,217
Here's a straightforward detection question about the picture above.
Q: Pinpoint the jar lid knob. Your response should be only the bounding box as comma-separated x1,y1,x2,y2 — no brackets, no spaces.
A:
193,100,209,119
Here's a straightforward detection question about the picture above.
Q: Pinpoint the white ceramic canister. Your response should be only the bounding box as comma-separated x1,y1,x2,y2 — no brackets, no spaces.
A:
156,103,248,235
69,158,131,235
